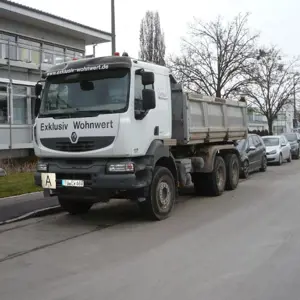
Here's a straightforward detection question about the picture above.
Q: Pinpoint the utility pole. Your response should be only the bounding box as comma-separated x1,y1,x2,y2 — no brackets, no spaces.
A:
111,0,116,55
293,75,298,130
294,77,297,119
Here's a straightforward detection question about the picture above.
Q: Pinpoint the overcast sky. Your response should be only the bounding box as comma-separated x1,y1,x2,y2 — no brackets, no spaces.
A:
13,0,300,59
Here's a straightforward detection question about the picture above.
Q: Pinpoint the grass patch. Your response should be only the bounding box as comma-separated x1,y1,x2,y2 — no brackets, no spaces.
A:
0,172,42,198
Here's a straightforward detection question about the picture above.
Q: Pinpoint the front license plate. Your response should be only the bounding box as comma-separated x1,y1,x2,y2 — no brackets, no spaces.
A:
62,179,84,187
41,173,56,189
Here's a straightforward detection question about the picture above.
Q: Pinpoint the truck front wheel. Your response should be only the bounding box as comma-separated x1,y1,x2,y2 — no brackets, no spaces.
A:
138,166,176,221
58,197,93,215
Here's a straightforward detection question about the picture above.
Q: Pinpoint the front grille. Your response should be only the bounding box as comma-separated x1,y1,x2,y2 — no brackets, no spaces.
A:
56,141,95,152
40,136,115,152
56,173,91,180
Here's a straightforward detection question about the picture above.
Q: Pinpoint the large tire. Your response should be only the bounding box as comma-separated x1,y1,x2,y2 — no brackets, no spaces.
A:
259,155,267,172
206,156,227,196
224,153,240,191
58,197,93,215
287,151,292,163
240,159,249,179
138,166,176,221
277,153,283,166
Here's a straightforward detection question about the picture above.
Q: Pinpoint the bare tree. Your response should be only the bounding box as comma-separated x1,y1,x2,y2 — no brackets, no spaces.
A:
139,11,166,66
169,13,259,98
243,47,300,134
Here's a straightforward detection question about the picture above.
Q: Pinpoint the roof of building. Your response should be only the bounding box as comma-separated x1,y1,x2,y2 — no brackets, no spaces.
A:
0,0,112,45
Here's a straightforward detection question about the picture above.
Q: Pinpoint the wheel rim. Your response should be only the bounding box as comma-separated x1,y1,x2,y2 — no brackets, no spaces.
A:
279,155,282,163
232,160,239,184
216,163,225,190
156,180,171,212
243,161,249,176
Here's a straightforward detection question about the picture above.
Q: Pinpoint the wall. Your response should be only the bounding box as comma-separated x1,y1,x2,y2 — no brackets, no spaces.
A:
0,66,40,82
0,17,85,50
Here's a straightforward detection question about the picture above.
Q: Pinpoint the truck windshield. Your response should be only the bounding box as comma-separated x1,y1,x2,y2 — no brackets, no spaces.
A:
39,68,130,117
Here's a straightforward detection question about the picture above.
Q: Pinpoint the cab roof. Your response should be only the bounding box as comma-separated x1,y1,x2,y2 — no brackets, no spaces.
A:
44,55,172,79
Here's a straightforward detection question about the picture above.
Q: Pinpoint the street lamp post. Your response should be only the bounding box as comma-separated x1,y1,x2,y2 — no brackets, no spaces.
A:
294,76,297,120
111,0,116,55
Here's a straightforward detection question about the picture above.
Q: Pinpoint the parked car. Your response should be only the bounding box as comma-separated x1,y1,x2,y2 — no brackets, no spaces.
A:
0,168,6,177
261,135,291,165
236,134,267,178
282,132,300,159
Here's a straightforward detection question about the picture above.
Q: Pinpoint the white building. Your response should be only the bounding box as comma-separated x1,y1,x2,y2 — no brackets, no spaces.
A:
248,103,295,134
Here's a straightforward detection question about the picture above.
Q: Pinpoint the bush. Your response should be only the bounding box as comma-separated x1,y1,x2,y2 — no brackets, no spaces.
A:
0,156,37,174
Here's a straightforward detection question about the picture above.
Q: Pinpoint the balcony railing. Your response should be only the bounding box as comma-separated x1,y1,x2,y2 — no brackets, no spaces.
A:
0,39,84,67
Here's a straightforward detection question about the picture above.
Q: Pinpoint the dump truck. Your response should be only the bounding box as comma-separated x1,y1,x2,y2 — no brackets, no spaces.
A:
33,53,248,220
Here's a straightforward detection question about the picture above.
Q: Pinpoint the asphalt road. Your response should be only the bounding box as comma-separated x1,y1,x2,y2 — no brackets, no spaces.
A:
0,192,59,223
0,161,300,300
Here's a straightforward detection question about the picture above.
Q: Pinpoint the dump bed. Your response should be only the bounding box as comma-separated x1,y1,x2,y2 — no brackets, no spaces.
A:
171,90,248,145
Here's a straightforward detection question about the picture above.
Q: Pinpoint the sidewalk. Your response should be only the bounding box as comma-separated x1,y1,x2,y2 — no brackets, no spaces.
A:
0,192,60,224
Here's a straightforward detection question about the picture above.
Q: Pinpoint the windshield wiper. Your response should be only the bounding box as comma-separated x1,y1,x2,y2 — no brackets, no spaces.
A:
39,108,79,117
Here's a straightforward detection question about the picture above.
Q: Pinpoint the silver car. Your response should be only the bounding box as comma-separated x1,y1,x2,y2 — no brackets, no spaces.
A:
261,135,292,165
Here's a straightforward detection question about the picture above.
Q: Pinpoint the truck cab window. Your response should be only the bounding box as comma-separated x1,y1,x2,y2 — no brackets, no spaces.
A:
134,73,153,118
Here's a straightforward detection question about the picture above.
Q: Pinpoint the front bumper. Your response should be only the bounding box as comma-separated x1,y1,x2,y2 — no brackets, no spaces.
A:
291,147,299,156
34,158,152,200
266,152,280,162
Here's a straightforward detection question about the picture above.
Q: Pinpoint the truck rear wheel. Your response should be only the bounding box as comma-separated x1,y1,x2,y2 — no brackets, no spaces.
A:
138,166,176,221
58,197,93,215
206,156,226,196
224,153,239,190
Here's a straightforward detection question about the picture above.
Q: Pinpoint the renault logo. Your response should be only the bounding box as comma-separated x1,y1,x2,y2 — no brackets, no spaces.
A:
70,132,78,144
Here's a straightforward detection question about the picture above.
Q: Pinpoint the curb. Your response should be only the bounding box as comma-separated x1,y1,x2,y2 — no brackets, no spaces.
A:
0,191,43,200
0,205,62,226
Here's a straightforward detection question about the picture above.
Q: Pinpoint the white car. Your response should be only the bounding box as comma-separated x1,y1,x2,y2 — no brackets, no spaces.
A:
261,135,292,165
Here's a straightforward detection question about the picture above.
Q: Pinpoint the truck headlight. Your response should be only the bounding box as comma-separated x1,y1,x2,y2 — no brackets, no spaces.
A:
269,150,277,155
37,162,48,172
106,162,135,173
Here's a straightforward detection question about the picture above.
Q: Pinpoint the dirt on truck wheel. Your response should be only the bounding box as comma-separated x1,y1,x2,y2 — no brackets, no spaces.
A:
138,166,176,221
224,153,240,191
193,156,227,197
206,156,227,196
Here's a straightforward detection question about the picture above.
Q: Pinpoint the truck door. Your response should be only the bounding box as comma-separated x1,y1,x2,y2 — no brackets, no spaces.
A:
131,69,171,155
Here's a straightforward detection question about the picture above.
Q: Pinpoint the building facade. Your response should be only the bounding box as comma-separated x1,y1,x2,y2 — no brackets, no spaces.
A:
0,0,111,158
247,103,295,134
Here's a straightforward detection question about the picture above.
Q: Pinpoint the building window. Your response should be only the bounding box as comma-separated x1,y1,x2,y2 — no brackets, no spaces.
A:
0,83,8,124
0,33,17,60
54,46,64,65
65,49,84,62
12,85,27,125
43,44,54,64
75,51,83,59
65,49,74,62
30,87,37,123
18,38,41,64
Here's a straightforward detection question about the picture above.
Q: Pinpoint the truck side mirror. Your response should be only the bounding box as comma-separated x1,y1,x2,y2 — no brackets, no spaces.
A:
142,72,154,86
35,83,43,97
142,89,156,110
34,98,41,117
